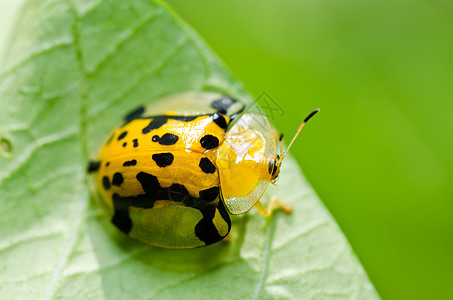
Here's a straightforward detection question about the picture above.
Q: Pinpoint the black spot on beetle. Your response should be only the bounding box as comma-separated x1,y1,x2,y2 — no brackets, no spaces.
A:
88,161,100,173
199,157,216,174
142,118,167,134
109,172,227,236
123,159,137,167
167,184,190,202
112,172,124,186
106,162,110,167
135,172,218,207
159,133,179,145
142,115,199,134
102,176,110,190
152,135,159,142
111,193,133,234
124,106,145,123
211,96,237,114
122,142,127,147
118,131,128,140
199,187,219,202
200,135,219,150
152,153,174,167
136,172,160,196
195,206,222,245
133,139,138,147
212,113,228,129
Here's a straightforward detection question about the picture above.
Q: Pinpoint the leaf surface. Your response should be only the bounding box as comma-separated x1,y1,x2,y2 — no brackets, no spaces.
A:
0,0,378,299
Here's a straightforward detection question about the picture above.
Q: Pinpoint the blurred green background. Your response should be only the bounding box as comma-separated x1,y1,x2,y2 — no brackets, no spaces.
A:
1,0,452,299
165,1,453,299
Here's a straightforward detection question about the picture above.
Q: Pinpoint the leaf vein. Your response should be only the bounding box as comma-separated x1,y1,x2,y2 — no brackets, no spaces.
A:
63,246,150,278
42,0,90,298
0,39,73,79
251,219,277,300
0,231,63,253
149,259,242,299
43,192,88,300
0,128,77,184
272,220,330,252
87,10,160,75
77,0,103,17
89,36,189,117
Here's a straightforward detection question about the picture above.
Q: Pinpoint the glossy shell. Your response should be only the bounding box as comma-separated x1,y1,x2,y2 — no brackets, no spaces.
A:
88,92,278,248
217,113,276,214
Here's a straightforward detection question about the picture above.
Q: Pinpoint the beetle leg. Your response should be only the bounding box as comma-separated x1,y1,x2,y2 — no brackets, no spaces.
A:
254,196,293,217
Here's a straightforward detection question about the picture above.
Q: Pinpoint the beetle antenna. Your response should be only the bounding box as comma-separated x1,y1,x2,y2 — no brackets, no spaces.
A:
278,133,284,156
281,108,320,160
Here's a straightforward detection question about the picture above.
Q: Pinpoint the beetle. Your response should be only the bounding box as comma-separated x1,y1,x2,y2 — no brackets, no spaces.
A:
88,92,319,248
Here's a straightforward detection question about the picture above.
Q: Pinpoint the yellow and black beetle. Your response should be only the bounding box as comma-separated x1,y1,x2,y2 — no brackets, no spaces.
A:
88,92,318,249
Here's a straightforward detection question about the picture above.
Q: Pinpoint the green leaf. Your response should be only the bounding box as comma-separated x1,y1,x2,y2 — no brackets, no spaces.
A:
0,0,378,299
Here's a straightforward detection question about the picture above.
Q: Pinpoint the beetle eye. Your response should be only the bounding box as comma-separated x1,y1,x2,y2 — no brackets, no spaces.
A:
268,158,278,177
273,159,279,177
